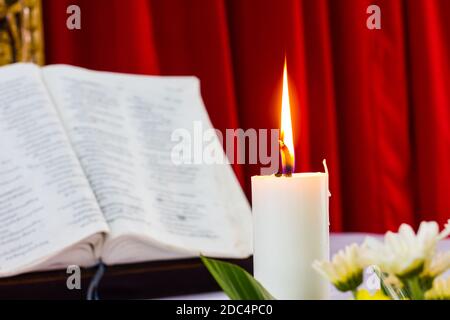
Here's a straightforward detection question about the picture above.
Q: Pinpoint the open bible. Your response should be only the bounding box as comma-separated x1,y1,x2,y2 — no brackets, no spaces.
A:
0,63,252,278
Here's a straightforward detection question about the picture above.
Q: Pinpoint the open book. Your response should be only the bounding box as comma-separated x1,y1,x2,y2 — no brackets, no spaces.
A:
0,64,252,278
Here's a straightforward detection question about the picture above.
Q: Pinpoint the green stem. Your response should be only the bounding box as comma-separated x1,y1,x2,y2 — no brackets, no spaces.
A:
405,277,424,300
352,289,358,299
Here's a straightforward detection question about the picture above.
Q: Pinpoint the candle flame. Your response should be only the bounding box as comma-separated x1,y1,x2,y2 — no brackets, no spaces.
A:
279,59,295,176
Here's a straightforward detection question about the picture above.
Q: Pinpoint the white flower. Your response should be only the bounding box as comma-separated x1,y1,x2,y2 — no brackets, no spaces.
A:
313,244,366,292
363,222,440,278
425,277,450,300
440,219,450,240
422,251,450,279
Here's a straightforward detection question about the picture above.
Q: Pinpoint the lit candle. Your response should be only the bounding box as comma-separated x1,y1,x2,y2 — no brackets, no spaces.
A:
251,60,330,300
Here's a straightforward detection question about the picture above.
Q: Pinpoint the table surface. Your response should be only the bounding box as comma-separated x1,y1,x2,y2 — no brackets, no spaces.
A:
162,233,450,300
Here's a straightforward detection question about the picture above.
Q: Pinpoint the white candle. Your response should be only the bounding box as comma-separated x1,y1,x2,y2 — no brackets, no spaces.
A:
251,59,329,299
251,166,330,299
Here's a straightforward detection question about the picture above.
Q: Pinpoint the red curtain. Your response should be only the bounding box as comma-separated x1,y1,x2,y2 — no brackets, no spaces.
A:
41,0,450,233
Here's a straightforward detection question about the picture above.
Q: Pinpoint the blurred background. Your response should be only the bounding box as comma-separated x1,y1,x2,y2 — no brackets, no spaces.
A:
3,0,449,233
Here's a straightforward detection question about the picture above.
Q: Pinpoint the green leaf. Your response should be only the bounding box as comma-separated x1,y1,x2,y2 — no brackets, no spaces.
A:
201,256,275,300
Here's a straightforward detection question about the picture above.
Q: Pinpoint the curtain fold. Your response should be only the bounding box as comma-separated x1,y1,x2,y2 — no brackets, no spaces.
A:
301,0,343,230
43,0,159,73
41,0,450,233
407,0,450,225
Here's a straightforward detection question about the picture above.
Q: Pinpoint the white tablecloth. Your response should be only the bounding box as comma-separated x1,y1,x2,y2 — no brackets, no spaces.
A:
163,233,450,300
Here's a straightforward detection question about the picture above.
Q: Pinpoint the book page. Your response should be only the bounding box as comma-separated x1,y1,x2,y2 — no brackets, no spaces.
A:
0,64,109,276
42,65,252,264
